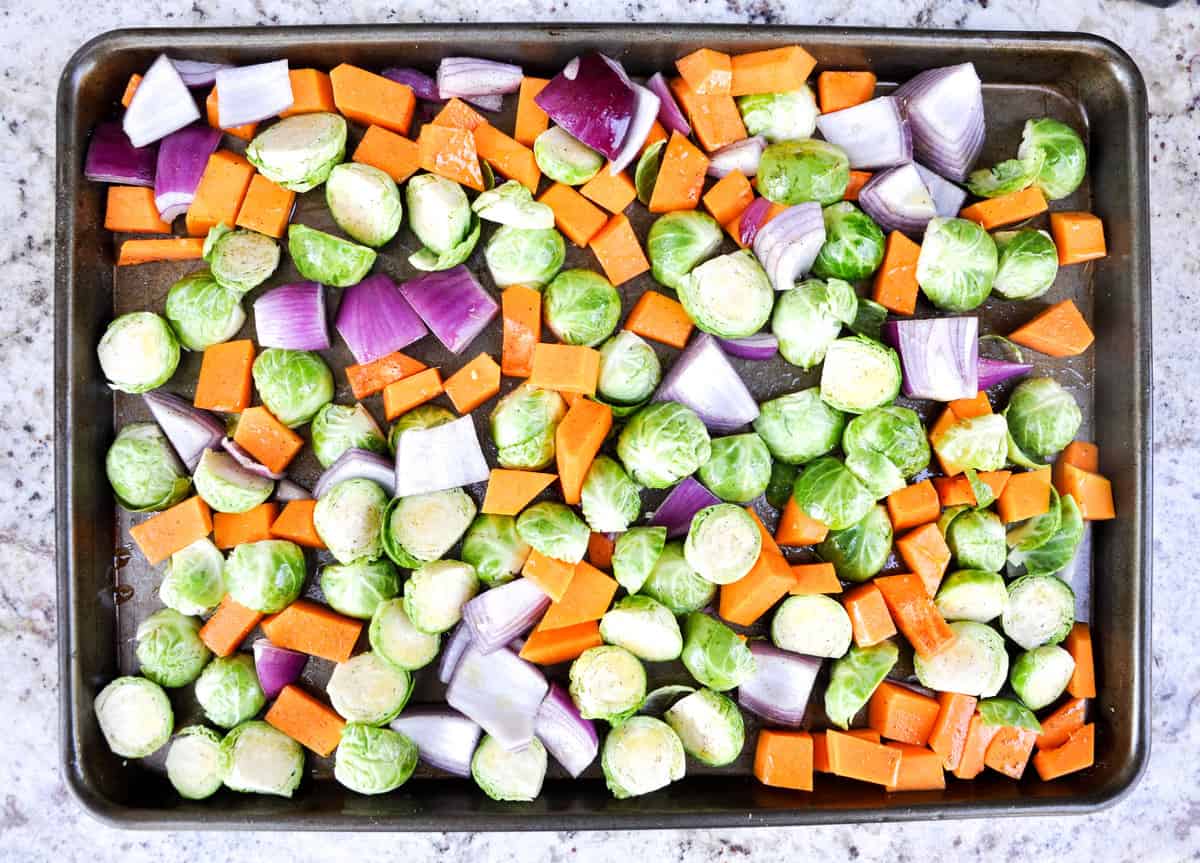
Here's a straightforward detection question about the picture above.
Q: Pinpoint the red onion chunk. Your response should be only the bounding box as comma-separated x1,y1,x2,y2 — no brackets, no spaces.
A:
752,203,825,291
649,477,722,539
609,84,661,175
123,54,202,148
914,163,968,219
382,67,443,102
858,163,939,237
882,317,979,401
717,332,779,361
978,356,1033,389
446,644,549,751
252,638,307,700
814,96,911,170
393,415,490,498
536,682,599,777
466,93,504,113
654,333,759,433
646,72,692,138
221,437,285,480
313,448,396,500
153,123,222,221
438,621,474,684
398,266,498,355
273,479,312,502
172,59,232,88
707,136,767,179
142,391,225,471
390,707,482,777
214,60,294,128
335,274,427,364
463,578,551,655
894,63,985,181
738,642,822,727
85,122,157,187
535,53,636,161
437,56,523,99
254,281,330,351
738,197,772,247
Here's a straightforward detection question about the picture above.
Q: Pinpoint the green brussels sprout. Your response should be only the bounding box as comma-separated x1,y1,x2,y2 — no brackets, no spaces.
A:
543,269,621,347
569,645,647,722
766,460,799,510
913,620,1009,697
640,541,715,615
221,721,304,797
601,716,685,799
598,332,661,406
635,139,666,207
516,501,590,564
314,478,388,565
1004,377,1082,460
368,598,440,671
824,641,899,729
94,676,173,759
327,651,413,725
916,217,998,312
224,539,306,613
311,402,387,468
193,449,274,514
771,594,853,658
792,457,874,531
165,726,226,800
966,155,1043,199
287,224,377,287
812,202,886,281
335,723,418,795
245,112,347,192
202,223,281,295
1002,574,1075,650
932,413,1010,473
490,383,566,470
105,423,190,512
753,388,846,466
697,433,772,503
611,526,667,594
817,504,893,582
617,401,712,489
844,449,905,500
484,225,566,288
160,538,226,616
164,269,246,350
382,488,477,569
758,139,851,205
850,296,888,341
1008,493,1084,577
771,277,857,369
471,180,555,229
406,173,478,270
320,557,400,620
135,608,211,688
461,514,531,587
978,697,1042,732
388,404,456,455
663,688,745,767
677,249,774,339
842,405,931,479
1018,118,1087,200
684,504,761,584
324,162,403,247
736,87,818,142
580,455,642,533
934,569,1008,623
680,613,756,692
97,312,180,393
647,210,723,290
252,347,334,427
819,336,903,415
403,560,479,634
1010,644,1076,711
533,126,604,185
1007,486,1063,552
638,684,697,717
992,229,1059,300
600,595,683,662
471,735,548,802
946,509,1007,571
195,654,265,729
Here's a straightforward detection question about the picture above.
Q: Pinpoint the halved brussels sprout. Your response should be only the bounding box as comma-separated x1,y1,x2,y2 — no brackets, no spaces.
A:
160,538,226,616
819,336,903,415
680,613,756,692
684,504,761,584
245,112,347,192
1007,486,1063,552
933,413,1010,473
403,560,479,635
639,540,715,615
758,139,851,205
335,723,418,795
617,401,712,489
195,654,265,729
106,423,190,512
771,277,856,369
221,721,304,797
165,726,226,800
1001,574,1075,650
533,126,604,185
516,501,590,564
1004,377,1082,460
646,211,723,290
601,716,685,798
934,569,1008,623
193,449,274,514
320,557,400,620
978,697,1042,732
598,332,661,406
635,140,666,207
677,249,774,339
1010,644,1075,711
569,645,647,722
543,269,621,347
388,404,456,455
97,312,180,393
737,86,818,142
490,383,566,470
966,155,1043,199
288,223,377,288
461,514,532,587
325,162,403,247
580,455,642,533
224,539,306,613
382,488,476,569
913,620,1008,697
311,403,387,468
135,608,211,688
817,504,893,582
771,594,853,658
947,509,1007,571
406,173,477,269
698,433,772,503
917,217,998,312
472,180,555,229
753,388,846,466
1008,493,1084,577
992,229,1059,300
663,688,745,767
812,202,886,282
164,269,246,350
611,526,667,595
766,460,799,510
846,449,905,500
94,676,173,759
252,347,334,427
472,735,547,802
1018,118,1087,200
842,405,931,478
369,598,441,671
792,457,874,531
824,641,899,729
202,223,281,294
850,296,888,341
327,651,413,725
484,225,566,287
600,595,683,662
314,478,388,565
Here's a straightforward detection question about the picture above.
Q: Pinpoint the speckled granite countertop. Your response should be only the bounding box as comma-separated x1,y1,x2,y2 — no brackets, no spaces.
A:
3,1,1196,859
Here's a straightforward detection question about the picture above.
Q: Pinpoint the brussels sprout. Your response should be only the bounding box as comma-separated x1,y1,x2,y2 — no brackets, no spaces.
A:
766,460,800,510
819,336,902,415
221,721,304,797
771,594,852,658
640,540,715,615
403,559,479,634
105,423,190,512
598,332,661,406
327,651,413,725
580,456,642,533
664,688,745,767
792,457,874,531
1010,644,1076,711
946,509,1007,572
160,538,226,616
287,224,377,288
600,595,683,662
1007,486,1063,552
570,645,647,722
135,608,211,687
696,433,772,503
202,223,281,295
335,723,418,795
224,538,306,613
824,641,899,729
992,229,1059,301
817,504,893,583
542,269,621,347
369,598,441,671
472,180,555,229
387,404,455,455
933,413,1010,473
252,347,334,427
916,218,998,312
165,726,226,799
472,735,548,802
737,86,818,142
411,217,481,271
245,112,347,192
382,488,476,568
1002,574,1075,650
753,389,846,466
325,162,403,247
978,697,1042,732
850,296,889,342
638,684,697,717
601,716,685,798
842,405,931,479
484,224,566,288
966,155,1043,199
935,569,1008,623
1018,118,1087,200
97,312,180,393
320,558,400,620
406,173,477,268
193,449,274,514
461,514,531,587
684,504,761,585
758,139,851,206
677,250,774,339
94,676,173,758
844,449,906,500
310,403,387,468
1004,378,1082,460
516,501,590,564
195,654,265,729
680,613,756,692
611,526,667,595
164,269,246,350
812,202,886,281
617,401,712,489
1009,493,1084,577
635,139,666,206
490,383,566,470
314,478,388,564
647,210,724,290
913,620,1009,697
771,277,856,369
533,126,604,184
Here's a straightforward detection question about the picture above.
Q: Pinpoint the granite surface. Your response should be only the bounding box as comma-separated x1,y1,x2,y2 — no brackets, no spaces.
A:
1,0,1196,860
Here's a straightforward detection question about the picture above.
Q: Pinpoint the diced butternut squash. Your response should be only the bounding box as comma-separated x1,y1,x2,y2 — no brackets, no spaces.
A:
718,510,795,626
868,681,942,746
623,291,693,349
538,183,608,246
519,619,603,665
812,728,881,773
346,351,427,401
1057,463,1115,520
1049,212,1106,264
588,532,615,570
481,469,557,516
269,499,325,549
826,729,902,787
842,583,897,648
556,397,613,505
1054,440,1100,486
1032,723,1094,780
521,549,577,602
129,496,213,566
265,684,344,756
116,238,206,266
789,562,842,595
948,390,992,419
443,352,501,414
844,170,872,201
959,187,1048,230
730,46,816,97
431,97,488,131
649,131,709,213
529,343,601,396
895,522,952,597
886,480,941,531
818,71,877,114
232,406,304,474
193,340,255,413
260,599,362,664
952,714,1000,780
1036,697,1088,751
702,170,754,225
874,573,956,660
417,123,485,191
872,231,921,315
775,496,830,546
185,150,255,236
1009,299,1095,357
235,174,295,238
1064,622,1096,698
538,560,618,631
884,743,946,791
382,368,443,420
996,466,1052,524
514,77,551,147
279,69,335,117
121,74,142,108
676,48,732,96
669,77,746,153
474,123,540,192
352,125,421,183
984,725,1038,779
105,186,171,234
754,730,814,791
580,166,637,215
330,63,415,134
501,286,541,378
927,692,977,771
589,214,650,286
933,470,1011,507
213,503,279,550
198,595,262,657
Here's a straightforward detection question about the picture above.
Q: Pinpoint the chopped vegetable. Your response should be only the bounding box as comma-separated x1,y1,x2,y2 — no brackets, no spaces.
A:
842,583,897,648
287,223,376,287
399,266,499,354
1009,298,1095,357
824,642,899,730
331,63,415,133
260,599,364,663
198,596,262,658
520,620,604,666
94,676,174,759
264,684,345,757
352,125,421,182
669,76,747,153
